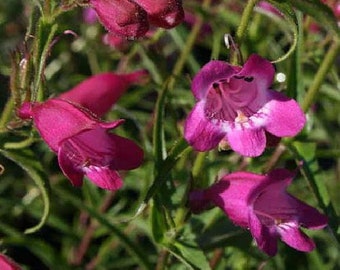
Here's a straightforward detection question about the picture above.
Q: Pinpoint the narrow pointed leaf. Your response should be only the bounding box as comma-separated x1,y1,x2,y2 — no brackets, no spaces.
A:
0,148,51,234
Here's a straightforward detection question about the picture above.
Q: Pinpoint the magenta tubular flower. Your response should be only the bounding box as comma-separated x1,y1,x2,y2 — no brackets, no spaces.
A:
89,0,149,38
189,169,328,256
59,70,148,117
184,54,306,157
17,99,143,190
134,0,184,29
0,254,21,270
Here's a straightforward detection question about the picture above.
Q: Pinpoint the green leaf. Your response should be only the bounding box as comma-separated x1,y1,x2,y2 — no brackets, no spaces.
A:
33,18,58,100
288,0,340,38
0,148,50,234
286,11,304,100
168,240,211,270
291,141,330,205
54,186,153,270
267,1,299,63
150,199,169,244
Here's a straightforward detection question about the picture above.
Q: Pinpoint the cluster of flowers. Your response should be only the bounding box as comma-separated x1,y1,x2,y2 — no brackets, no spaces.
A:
14,0,329,262
185,54,328,256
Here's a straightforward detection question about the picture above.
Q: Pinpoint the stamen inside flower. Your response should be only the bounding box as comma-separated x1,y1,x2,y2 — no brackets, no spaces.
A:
235,110,249,123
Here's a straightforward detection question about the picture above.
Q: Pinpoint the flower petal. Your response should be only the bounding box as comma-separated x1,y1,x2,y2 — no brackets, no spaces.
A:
107,133,144,170
191,60,237,100
253,169,328,230
58,143,84,187
236,54,275,90
0,253,22,270
189,189,211,214
84,166,123,190
59,70,148,117
22,99,98,152
264,90,306,137
227,127,266,157
278,223,316,252
184,101,226,151
249,211,279,256
207,171,265,228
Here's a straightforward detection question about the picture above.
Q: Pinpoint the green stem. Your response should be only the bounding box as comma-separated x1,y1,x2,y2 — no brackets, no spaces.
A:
302,40,340,112
0,97,15,130
231,0,260,65
167,0,212,90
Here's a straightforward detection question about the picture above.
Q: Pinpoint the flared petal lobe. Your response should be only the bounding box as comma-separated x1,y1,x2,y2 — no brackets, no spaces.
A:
264,90,306,137
184,101,226,151
90,0,149,38
226,127,266,157
59,70,148,117
57,126,143,190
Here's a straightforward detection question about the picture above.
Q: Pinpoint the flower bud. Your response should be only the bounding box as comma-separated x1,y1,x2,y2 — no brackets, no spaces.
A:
134,0,184,29
90,0,149,38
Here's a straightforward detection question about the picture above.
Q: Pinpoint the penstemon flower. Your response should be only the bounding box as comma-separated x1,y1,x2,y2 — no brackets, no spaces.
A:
17,100,143,190
89,0,149,38
189,169,328,256
184,54,306,157
16,71,147,190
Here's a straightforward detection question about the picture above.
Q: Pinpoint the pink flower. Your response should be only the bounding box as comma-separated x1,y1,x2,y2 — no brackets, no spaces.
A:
0,254,21,270
89,0,149,38
134,0,184,29
189,169,328,256
184,54,306,157
59,70,148,117
16,71,147,190
17,100,143,190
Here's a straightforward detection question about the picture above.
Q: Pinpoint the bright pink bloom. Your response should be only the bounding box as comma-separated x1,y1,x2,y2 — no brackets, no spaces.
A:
89,0,149,38
59,70,148,117
184,54,306,157
17,99,143,190
134,0,184,29
189,169,328,256
0,254,21,270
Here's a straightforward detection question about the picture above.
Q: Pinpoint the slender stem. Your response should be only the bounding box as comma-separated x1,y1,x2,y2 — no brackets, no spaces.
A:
71,192,116,265
155,249,170,270
0,97,15,130
236,0,260,44
302,40,340,112
231,0,260,65
168,0,212,90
